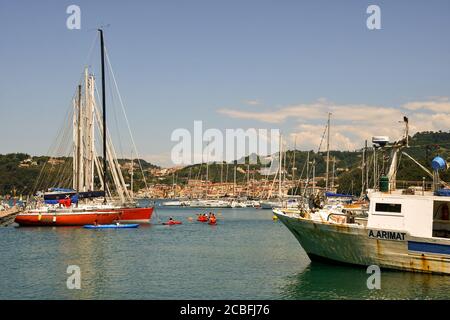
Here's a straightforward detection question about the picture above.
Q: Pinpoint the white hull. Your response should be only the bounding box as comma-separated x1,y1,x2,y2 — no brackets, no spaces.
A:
274,210,450,274
161,200,185,206
188,200,231,208
261,199,304,210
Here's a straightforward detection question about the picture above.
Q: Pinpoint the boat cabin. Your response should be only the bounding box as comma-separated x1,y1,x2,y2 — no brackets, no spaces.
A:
367,190,450,239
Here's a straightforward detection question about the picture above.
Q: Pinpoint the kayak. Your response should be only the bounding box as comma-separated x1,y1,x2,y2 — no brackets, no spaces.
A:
197,217,208,222
208,220,217,225
83,224,139,229
162,220,182,225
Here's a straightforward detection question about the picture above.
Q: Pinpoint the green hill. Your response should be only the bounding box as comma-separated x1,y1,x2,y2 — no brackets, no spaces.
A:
0,154,159,196
2,131,450,196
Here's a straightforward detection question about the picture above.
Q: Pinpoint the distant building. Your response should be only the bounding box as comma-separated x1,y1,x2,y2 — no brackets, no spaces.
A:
47,158,65,166
19,158,38,167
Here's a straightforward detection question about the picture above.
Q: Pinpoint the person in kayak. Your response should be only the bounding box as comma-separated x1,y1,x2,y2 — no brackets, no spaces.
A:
169,216,174,221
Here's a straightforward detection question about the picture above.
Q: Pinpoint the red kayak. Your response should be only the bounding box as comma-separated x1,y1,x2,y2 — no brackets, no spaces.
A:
163,220,182,225
197,217,208,222
208,219,217,225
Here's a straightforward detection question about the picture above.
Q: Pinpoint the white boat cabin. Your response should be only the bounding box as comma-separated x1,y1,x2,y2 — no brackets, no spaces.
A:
367,190,450,239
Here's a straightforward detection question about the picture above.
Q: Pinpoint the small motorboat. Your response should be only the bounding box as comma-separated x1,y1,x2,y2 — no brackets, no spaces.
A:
162,220,182,225
83,223,139,229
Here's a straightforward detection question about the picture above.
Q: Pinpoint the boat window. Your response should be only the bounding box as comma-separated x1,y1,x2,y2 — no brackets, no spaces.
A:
432,201,450,238
375,203,402,213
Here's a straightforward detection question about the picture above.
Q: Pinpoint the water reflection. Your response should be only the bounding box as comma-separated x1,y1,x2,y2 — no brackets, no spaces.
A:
281,261,450,299
2,206,449,300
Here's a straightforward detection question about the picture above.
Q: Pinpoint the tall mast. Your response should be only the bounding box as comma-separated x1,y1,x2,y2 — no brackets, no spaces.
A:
99,29,107,203
312,159,316,194
247,163,250,196
130,150,134,198
306,151,310,194
233,164,237,196
365,140,369,193
278,134,282,198
361,144,365,195
373,147,377,189
292,136,296,184
325,112,331,191
76,84,82,193
331,157,335,190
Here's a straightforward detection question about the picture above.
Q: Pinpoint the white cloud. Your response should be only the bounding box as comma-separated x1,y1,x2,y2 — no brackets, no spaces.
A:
218,98,450,151
403,98,450,113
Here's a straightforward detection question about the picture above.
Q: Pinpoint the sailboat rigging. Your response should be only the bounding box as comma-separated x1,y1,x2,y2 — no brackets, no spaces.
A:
15,30,154,226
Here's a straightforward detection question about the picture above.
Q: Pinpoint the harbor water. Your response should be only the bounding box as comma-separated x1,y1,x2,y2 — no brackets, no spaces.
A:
0,200,449,299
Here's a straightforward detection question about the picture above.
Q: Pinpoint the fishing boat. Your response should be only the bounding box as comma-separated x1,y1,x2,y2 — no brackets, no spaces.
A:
15,30,153,226
275,117,450,274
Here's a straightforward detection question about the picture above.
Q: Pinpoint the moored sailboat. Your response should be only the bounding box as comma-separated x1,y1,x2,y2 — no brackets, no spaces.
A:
15,30,153,226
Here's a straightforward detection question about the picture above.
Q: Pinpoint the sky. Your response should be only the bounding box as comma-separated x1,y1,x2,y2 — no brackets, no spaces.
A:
1,0,450,167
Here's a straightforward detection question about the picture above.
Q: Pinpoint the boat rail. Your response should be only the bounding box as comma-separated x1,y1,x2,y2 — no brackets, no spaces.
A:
326,210,368,224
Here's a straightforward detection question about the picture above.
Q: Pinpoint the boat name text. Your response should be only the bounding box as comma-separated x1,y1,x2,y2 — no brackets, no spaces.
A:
368,229,406,241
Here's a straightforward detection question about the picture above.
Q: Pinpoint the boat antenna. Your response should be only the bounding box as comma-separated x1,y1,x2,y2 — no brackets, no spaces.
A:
99,29,107,204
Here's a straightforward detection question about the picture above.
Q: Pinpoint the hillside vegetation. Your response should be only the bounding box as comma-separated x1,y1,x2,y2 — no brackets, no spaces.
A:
2,131,450,196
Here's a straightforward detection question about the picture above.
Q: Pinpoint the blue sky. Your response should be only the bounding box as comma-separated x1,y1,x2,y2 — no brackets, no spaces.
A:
1,1,450,166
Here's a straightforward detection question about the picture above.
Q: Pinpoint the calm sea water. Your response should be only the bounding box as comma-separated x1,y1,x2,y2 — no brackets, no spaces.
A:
0,200,449,300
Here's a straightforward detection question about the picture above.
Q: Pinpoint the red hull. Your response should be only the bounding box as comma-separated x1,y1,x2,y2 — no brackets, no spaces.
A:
14,207,153,226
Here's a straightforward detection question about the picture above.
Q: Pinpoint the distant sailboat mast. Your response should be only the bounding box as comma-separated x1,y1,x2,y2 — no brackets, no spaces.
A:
292,136,296,185
278,133,282,199
76,84,82,193
131,149,134,198
325,112,331,191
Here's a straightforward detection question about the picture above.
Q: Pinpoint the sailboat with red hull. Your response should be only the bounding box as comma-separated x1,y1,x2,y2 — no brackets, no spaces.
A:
15,30,153,226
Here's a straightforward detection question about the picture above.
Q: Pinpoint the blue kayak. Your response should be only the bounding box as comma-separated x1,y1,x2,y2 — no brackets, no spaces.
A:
83,224,139,229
